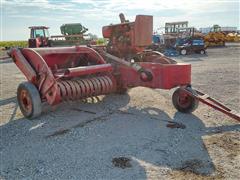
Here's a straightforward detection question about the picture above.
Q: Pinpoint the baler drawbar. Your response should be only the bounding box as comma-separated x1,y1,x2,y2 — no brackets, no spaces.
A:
8,14,239,122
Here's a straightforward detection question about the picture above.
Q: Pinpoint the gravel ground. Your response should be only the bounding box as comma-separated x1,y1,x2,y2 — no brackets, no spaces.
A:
0,45,240,180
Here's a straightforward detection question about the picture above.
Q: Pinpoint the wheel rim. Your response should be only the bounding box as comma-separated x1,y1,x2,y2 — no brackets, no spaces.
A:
177,91,191,108
19,89,33,115
181,49,186,55
200,50,204,54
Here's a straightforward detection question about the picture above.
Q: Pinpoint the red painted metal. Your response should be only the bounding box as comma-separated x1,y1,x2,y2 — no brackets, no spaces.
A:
28,26,50,48
118,63,191,89
102,14,153,58
177,89,192,108
10,49,37,83
19,89,33,114
9,46,111,106
10,45,191,104
63,64,113,78
134,15,153,47
182,88,240,121
21,48,60,105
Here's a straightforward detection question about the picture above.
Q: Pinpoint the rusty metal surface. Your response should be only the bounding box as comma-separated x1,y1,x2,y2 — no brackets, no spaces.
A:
102,14,153,58
21,48,61,105
134,15,153,47
57,76,116,101
9,49,37,83
183,88,240,122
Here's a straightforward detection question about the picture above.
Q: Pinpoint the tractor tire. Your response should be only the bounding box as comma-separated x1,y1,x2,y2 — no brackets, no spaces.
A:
180,49,187,55
17,82,42,119
172,88,199,113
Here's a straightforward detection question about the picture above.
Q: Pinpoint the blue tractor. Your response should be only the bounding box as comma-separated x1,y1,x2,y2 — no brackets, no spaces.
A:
151,34,179,57
175,37,206,55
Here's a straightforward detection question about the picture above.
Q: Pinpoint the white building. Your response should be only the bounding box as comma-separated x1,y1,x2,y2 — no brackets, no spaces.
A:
199,26,237,34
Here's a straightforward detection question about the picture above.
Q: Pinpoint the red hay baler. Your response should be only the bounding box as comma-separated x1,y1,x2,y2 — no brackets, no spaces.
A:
8,14,240,122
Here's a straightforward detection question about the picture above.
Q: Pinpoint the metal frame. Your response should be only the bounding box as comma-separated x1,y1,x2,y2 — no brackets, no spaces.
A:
182,87,240,121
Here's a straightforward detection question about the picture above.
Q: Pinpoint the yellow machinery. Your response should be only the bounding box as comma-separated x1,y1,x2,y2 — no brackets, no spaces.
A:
204,25,226,47
225,33,240,42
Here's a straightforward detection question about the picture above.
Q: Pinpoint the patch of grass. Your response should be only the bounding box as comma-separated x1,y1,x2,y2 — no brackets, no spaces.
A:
0,41,28,48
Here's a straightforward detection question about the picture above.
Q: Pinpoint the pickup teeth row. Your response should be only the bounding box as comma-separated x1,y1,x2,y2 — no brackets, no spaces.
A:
57,76,115,101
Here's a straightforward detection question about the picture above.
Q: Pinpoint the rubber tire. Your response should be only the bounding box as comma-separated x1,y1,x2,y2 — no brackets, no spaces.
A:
180,49,187,55
17,82,42,119
200,49,205,54
172,88,199,113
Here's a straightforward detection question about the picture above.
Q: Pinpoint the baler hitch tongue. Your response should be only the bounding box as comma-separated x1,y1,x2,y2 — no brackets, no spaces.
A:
184,87,240,122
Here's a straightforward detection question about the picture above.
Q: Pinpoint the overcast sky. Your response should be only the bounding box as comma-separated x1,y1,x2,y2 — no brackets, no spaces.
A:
1,0,239,41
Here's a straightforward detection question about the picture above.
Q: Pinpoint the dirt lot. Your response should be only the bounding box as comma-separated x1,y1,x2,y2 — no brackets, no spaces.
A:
0,45,239,179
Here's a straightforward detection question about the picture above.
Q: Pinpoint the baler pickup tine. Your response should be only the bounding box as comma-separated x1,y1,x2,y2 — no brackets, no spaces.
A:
186,88,240,122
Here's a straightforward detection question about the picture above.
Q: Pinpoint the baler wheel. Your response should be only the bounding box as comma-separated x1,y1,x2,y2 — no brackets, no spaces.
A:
17,82,42,119
172,88,199,113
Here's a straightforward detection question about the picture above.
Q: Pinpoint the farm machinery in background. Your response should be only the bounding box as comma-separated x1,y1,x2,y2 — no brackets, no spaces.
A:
60,23,88,40
203,25,240,47
151,24,206,56
203,25,226,47
225,32,240,42
28,23,95,48
173,27,206,55
8,13,240,122
175,37,206,55
165,21,189,35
